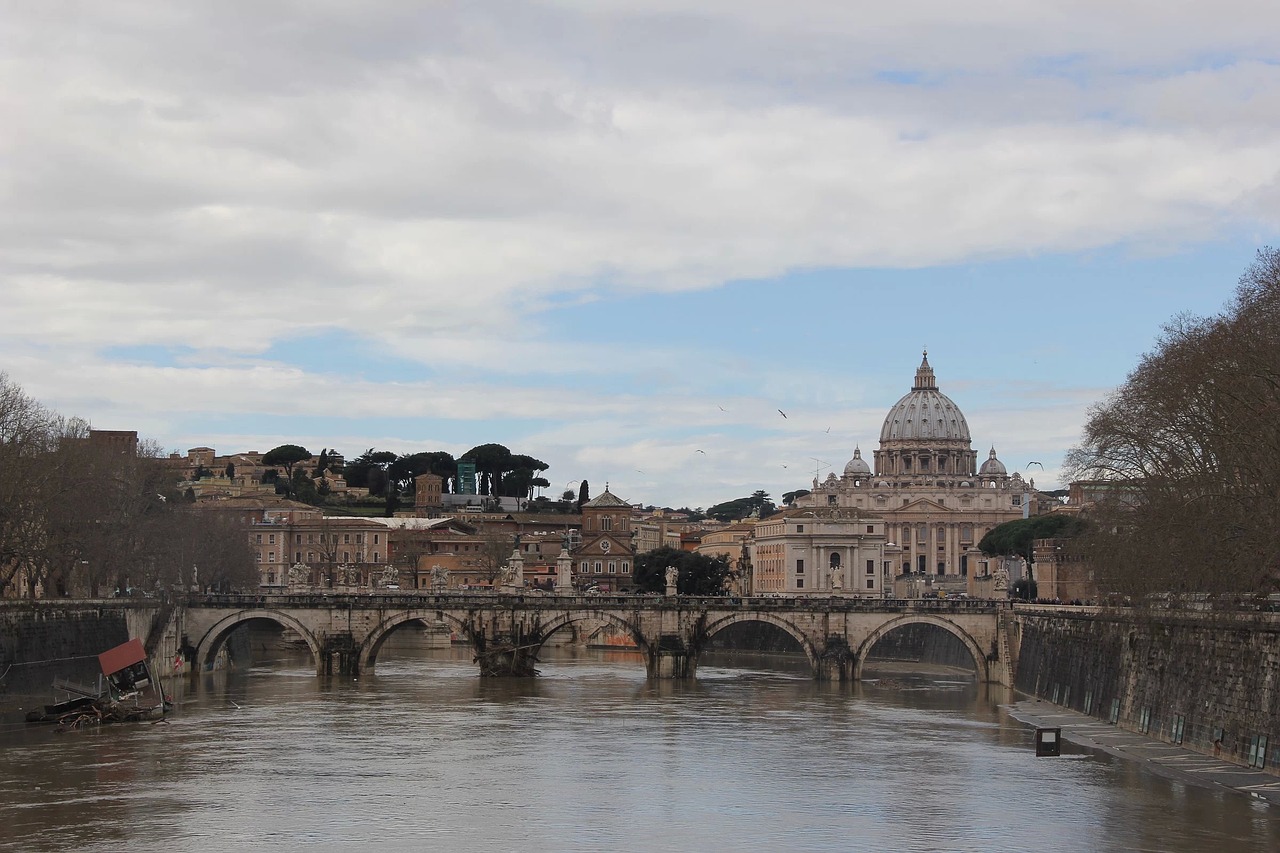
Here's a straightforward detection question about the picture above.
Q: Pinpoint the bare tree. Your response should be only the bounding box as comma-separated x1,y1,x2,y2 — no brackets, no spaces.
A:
1065,248,1280,599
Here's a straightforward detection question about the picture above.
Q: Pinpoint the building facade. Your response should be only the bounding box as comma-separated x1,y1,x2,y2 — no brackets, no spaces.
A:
794,354,1028,594
573,487,635,592
750,508,887,595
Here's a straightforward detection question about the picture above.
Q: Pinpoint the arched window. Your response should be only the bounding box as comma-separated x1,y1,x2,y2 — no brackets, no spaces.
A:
829,552,841,568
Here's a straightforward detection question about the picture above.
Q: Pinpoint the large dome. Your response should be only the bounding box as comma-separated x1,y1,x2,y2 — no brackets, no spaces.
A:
879,354,972,443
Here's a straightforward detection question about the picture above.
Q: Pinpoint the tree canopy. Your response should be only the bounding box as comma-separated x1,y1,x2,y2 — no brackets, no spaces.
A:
977,514,1086,559
633,546,734,595
1065,248,1280,597
262,444,311,477
706,490,775,521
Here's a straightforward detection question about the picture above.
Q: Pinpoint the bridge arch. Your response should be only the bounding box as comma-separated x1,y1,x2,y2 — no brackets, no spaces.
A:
537,610,646,652
699,612,820,672
359,610,470,672
854,614,988,682
194,609,323,672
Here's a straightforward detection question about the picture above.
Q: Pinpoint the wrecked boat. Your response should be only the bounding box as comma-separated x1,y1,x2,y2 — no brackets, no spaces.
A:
26,638,171,730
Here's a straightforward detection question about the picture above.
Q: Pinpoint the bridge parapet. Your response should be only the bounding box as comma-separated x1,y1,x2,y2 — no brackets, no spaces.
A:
185,592,1008,615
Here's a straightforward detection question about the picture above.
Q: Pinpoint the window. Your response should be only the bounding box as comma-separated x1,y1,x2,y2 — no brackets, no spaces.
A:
828,495,837,506
373,552,379,562
308,534,315,544
255,553,262,563
796,524,804,533
295,552,302,562
866,579,874,589
866,560,875,575
268,552,276,563
594,562,603,574
608,562,616,574
356,533,363,544
916,526,926,543
581,561,588,572
295,534,302,544
602,516,612,531
796,578,804,589
343,534,351,544
867,525,874,534
255,534,263,544
374,534,380,545
343,551,350,562
308,552,315,561
1012,495,1022,506
268,534,276,544
796,559,805,573
267,573,276,584
622,562,629,572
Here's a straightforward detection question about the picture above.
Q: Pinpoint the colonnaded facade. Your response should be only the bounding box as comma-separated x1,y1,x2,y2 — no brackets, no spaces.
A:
777,354,1028,595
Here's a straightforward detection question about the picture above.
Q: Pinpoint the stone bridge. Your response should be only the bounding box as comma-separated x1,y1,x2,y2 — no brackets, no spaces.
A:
177,593,1017,684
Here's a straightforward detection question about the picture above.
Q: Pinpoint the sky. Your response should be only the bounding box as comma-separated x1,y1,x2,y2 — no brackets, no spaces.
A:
3,1,1279,510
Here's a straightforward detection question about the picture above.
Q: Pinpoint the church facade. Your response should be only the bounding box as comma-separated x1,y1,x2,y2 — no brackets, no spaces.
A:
791,354,1028,593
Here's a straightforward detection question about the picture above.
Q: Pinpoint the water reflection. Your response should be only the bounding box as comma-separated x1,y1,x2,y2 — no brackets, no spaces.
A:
1,637,1277,853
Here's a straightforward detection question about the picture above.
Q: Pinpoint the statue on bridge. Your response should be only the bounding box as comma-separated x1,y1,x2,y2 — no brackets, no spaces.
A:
431,564,448,592
665,565,679,596
380,564,398,589
994,563,1009,593
288,563,308,591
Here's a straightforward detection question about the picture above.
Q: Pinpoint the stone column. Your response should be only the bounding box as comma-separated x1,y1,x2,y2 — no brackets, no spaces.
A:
555,548,574,592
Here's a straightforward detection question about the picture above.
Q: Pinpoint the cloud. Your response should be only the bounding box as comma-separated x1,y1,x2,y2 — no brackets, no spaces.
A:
2,2,1277,505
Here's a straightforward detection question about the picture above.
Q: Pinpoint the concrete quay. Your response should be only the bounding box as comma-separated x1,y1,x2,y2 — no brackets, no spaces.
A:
1006,699,1280,806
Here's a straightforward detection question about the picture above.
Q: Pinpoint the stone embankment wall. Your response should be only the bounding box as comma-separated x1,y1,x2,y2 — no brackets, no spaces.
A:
1015,607,1280,772
0,601,177,712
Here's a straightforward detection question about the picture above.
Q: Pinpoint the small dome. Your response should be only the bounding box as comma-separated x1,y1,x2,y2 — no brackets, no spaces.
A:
979,448,1007,476
844,446,871,477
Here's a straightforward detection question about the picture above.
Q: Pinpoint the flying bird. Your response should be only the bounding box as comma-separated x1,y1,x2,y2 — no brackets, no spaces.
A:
718,405,727,412
1026,461,1044,469
825,426,831,434
778,409,788,418
696,450,706,454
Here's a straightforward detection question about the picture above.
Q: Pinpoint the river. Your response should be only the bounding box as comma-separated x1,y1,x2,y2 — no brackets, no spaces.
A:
2,634,1277,852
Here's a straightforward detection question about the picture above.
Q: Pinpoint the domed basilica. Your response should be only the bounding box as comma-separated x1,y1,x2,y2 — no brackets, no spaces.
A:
790,353,1029,592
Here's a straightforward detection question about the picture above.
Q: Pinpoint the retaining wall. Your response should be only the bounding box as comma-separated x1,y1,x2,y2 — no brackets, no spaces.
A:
0,601,169,711
1015,607,1280,772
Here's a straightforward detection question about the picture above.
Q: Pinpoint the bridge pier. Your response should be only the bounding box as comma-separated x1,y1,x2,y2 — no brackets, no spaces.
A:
645,634,696,679
318,634,359,677
817,637,854,682
475,638,540,677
